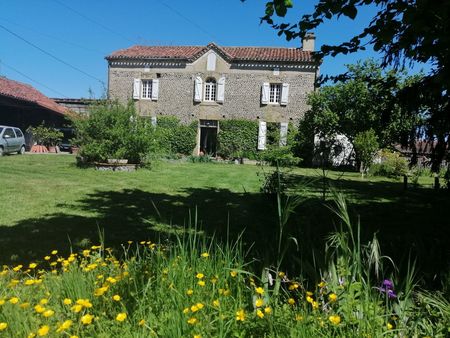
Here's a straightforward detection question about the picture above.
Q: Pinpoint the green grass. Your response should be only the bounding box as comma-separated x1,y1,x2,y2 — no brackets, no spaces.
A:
0,154,448,288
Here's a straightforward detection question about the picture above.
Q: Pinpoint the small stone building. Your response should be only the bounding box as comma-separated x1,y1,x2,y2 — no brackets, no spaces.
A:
106,35,320,155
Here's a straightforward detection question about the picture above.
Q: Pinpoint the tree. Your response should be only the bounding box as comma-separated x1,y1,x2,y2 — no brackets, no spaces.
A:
353,129,379,176
248,0,450,171
296,59,421,166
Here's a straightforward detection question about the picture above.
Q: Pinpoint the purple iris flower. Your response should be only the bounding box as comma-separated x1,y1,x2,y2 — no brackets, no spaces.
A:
376,279,397,299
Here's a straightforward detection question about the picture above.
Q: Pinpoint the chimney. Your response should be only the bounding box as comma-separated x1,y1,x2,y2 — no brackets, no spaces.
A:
302,32,315,52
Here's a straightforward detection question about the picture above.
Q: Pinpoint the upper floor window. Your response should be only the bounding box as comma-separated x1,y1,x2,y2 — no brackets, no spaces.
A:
133,78,159,101
269,83,281,104
141,80,152,99
204,78,217,102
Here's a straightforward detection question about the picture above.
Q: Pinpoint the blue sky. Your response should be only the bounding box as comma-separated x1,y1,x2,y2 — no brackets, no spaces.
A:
0,0,425,99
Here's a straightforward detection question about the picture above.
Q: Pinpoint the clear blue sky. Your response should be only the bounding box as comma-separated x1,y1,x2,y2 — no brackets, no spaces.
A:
0,0,426,99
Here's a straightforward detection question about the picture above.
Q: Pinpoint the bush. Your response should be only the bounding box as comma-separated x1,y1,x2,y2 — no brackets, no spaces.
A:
155,116,197,156
217,120,258,159
259,122,301,166
27,123,63,147
72,101,157,164
370,149,408,178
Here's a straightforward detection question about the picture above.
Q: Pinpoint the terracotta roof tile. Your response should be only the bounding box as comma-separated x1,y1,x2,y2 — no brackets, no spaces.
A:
107,43,315,63
0,77,70,116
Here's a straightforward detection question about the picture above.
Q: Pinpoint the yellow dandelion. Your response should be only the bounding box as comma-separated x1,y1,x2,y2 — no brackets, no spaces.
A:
94,286,109,297
255,298,264,307
44,256,51,261
230,270,238,277
34,304,45,313
138,319,146,326
37,325,50,336
56,320,72,332
329,314,341,325
191,304,199,312
81,313,94,325
278,271,285,278
288,298,296,305
193,335,201,338
312,301,319,310
187,317,198,325
183,307,190,314
70,336,79,338
29,263,38,269
256,309,264,319
51,250,58,255
106,277,117,284
63,298,72,305
264,306,272,314
71,304,83,313
306,295,314,304
112,294,121,301
213,299,220,307
186,289,194,296
9,297,19,304
43,309,54,318
27,333,36,338
255,287,264,295
236,309,245,321
296,314,303,321
318,281,326,288
387,322,393,330
289,282,299,290
201,252,209,258
196,273,205,279
0,322,7,331
20,302,30,309
13,265,23,272
39,298,48,305
328,293,338,302
116,313,127,322
197,280,205,287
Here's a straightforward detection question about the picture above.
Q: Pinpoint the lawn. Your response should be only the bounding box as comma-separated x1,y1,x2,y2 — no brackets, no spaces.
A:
0,154,448,287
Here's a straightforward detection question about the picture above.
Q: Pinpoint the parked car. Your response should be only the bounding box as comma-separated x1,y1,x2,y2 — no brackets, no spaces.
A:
56,127,76,152
0,125,26,156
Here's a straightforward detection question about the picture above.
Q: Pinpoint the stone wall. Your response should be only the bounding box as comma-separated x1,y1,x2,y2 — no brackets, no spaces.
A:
108,53,317,125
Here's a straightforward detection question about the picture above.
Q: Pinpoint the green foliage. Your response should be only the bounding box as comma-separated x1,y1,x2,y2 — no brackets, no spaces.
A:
26,123,63,147
154,116,197,156
370,149,408,178
217,119,258,159
187,154,213,163
71,101,157,164
353,129,379,174
260,122,301,166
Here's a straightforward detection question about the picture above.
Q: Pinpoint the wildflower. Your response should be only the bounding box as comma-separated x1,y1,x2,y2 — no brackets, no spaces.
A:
24,279,35,286
0,299,4,305
256,309,264,318
51,250,58,255
295,314,303,321
187,317,198,325
213,299,220,307
94,286,109,297
230,271,238,277
201,252,209,258
196,303,204,310
198,280,205,287
255,287,264,295
70,336,79,338
377,279,397,299
278,271,285,278
328,293,338,302
43,309,55,317
138,319,146,326
329,315,341,325
76,299,92,308
288,298,296,305
193,335,201,338
13,265,23,272
63,298,72,305
82,249,90,257
255,298,264,307
318,281,326,288
289,282,299,290
191,304,200,312
196,273,205,279
37,325,50,336
223,289,231,296
116,313,127,322
236,309,245,321
28,334,36,338
0,322,7,331
112,294,121,301
9,297,19,304
81,314,94,325
312,301,319,310
56,320,72,332
183,307,190,314
210,275,218,284
20,302,30,309
40,298,48,305
29,263,38,269
186,289,194,296
106,277,117,284
34,304,46,313
306,295,314,304
71,304,83,313
264,306,272,314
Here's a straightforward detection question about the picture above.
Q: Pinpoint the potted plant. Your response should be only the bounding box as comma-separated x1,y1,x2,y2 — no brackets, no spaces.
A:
27,124,63,153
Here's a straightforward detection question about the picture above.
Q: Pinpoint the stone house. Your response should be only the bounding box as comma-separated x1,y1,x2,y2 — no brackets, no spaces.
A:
106,35,320,155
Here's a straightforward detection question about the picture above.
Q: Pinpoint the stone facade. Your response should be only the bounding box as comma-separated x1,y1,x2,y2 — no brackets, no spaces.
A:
106,43,320,154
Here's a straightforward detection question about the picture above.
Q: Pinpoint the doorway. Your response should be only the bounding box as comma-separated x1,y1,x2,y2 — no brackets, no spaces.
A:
199,119,218,156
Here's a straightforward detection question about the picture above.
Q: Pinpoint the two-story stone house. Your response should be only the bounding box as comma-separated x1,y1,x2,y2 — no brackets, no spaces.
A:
106,34,319,155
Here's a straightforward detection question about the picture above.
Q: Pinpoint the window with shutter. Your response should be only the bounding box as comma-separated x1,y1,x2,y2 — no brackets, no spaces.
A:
261,83,270,104
151,79,159,100
281,83,289,105
194,77,203,102
204,78,217,102
258,121,267,150
133,79,141,99
141,80,152,99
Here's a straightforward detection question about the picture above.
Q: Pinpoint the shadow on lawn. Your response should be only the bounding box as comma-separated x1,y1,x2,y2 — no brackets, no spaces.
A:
0,173,449,287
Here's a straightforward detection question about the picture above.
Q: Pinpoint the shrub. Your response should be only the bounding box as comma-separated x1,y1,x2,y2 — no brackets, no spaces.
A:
353,129,379,174
370,149,408,178
27,123,63,147
155,116,197,156
217,120,258,159
72,101,157,164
